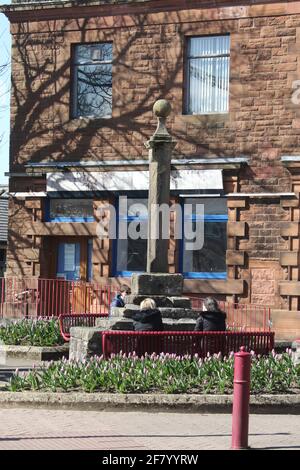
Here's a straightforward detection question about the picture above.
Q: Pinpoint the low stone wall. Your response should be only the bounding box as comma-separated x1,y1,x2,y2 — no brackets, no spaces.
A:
0,344,69,365
0,392,299,413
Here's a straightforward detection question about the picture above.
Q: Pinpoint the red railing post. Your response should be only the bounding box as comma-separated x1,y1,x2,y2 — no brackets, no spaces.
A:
231,346,251,450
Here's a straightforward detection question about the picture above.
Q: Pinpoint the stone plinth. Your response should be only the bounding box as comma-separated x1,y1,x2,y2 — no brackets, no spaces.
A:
131,273,183,296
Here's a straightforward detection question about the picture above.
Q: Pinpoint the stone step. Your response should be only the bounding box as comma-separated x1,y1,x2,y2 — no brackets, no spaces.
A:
95,317,197,330
121,306,202,320
125,295,191,308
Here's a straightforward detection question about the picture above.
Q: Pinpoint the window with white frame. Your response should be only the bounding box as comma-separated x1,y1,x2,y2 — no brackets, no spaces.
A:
72,43,113,118
186,35,230,115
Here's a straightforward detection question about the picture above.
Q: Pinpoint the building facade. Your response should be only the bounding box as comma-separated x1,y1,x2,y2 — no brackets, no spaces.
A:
2,0,300,337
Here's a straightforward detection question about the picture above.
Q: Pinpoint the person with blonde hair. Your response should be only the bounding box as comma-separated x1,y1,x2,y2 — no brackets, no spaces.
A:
131,298,163,331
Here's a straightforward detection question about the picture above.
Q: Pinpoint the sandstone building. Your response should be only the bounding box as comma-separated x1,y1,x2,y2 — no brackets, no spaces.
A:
2,0,300,338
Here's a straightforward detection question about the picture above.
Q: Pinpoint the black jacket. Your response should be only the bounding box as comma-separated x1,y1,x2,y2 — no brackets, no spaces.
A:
132,308,164,332
194,311,226,332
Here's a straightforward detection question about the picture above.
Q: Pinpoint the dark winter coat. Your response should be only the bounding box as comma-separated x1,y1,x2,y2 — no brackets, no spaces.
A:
194,311,226,332
132,308,164,332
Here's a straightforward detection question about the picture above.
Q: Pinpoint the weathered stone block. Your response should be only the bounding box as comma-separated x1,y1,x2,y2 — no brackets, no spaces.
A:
226,250,245,266
131,273,183,296
69,327,104,361
280,251,299,266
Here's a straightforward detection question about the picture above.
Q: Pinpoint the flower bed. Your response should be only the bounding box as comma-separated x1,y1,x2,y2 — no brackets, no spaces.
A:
8,350,300,394
0,319,64,347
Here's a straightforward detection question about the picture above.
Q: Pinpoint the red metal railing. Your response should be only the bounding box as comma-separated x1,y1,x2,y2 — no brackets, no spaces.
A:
0,278,271,333
102,331,275,358
59,314,108,342
0,277,116,319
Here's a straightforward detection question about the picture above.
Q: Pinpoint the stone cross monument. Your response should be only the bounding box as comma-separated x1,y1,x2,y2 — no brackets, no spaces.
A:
69,100,202,361
145,99,176,273
131,99,183,297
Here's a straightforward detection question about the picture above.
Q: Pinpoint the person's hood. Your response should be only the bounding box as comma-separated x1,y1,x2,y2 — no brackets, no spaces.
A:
133,309,161,322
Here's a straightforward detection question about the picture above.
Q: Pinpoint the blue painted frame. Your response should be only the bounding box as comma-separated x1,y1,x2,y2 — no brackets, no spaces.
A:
180,198,228,280
113,196,228,279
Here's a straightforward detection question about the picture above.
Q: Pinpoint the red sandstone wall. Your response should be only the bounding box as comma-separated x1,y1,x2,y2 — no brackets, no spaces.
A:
5,2,300,311
8,8,300,189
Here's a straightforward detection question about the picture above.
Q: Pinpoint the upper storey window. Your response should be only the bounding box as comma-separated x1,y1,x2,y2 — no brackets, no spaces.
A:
186,35,230,114
71,43,113,119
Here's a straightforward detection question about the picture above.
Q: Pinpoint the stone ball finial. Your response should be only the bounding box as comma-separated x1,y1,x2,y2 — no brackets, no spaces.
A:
153,99,171,118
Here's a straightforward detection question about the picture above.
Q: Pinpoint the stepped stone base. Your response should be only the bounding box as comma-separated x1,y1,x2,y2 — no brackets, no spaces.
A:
70,317,199,361
69,272,201,361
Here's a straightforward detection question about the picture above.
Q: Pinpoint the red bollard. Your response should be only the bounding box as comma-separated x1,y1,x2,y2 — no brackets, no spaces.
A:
231,346,251,450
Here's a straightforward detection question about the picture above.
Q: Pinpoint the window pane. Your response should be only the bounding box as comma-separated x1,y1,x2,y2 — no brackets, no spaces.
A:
184,198,227,215
116,223,147,273
183,222,227,273
73,43,112,118
187,35,230,114
49,199,94,220
77,64,112,118
75,43,112,63
189,35,230,57
127,198,148,217
116,199,148,273
182,198,227,276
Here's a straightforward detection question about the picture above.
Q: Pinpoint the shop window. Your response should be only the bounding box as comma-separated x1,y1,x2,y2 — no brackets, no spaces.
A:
181,198,228,279
114,198,148,276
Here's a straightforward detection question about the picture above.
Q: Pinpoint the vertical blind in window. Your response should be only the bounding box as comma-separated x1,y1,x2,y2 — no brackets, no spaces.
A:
187,35,230,114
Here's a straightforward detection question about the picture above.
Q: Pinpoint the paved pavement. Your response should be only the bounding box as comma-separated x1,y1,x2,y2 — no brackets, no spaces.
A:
0,408,299,450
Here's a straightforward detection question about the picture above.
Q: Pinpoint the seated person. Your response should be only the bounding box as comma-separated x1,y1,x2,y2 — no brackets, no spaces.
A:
194,297,226,332
110,284,130,312
132,298,163,331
